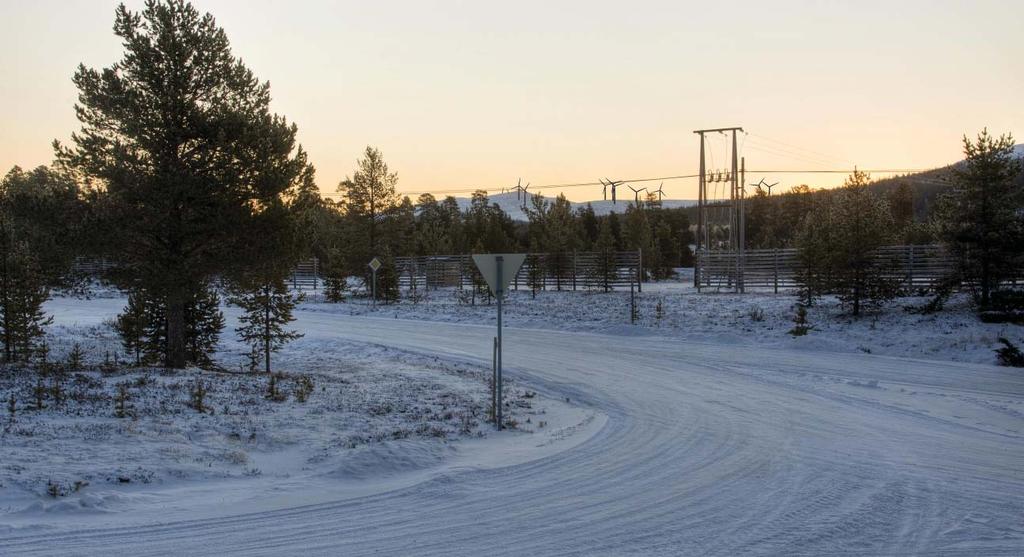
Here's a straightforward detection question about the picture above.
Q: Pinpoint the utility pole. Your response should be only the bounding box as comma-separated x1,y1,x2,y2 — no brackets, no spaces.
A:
696,133,705,289
693,126,744,292
739,156,745,293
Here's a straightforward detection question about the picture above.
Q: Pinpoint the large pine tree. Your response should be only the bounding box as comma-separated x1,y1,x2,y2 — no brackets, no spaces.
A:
938,129,1023,306
337,146,400,283
56,0,306,368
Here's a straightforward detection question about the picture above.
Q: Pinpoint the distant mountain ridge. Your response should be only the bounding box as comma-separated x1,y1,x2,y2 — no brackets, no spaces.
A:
452,191,696,221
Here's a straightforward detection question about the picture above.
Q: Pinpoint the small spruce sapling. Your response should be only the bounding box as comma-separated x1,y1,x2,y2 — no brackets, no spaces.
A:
230,278,303,375
50,374,64,407
68,343,83,371
33,377,46,410
788,304,812,337
293,375,314,403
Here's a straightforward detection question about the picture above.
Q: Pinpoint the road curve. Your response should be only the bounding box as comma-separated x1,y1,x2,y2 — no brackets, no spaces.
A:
3,312,1023,556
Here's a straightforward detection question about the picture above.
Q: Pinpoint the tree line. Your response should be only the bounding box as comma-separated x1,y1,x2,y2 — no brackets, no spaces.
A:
297,150,696,302
791,130,1022,316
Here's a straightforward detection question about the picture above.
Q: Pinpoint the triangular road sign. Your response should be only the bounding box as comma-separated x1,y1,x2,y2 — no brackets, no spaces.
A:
472,253,526,295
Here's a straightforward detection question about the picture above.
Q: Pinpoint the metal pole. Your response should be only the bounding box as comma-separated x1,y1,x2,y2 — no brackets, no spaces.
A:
732,130,739,293
630,276,636,324
372,269,377,308
696,132,705,289
492,336,497,425
740,156,746,294
495,256,504,430
637,249,642,293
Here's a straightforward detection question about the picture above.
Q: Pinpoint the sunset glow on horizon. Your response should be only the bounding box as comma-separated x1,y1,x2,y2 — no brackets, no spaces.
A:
2,0,1021,201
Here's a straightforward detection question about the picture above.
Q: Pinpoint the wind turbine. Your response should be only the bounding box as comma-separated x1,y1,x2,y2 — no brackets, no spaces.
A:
521,182,531,210
654,182,665,201
751,178,779,196
603,178,623,205
628,185,647,205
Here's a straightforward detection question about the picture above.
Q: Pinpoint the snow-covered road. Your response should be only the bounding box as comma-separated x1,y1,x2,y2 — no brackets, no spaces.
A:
4,310,1024,556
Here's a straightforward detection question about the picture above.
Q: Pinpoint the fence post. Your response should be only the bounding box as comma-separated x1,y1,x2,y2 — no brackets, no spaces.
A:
907,245,915,289
572,250,577,291
773,248,779,294
637,249,643,293
696,250,701,293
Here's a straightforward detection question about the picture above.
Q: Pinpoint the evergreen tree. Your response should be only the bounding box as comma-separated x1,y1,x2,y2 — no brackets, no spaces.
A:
578,204,599,246
590,218,618,291
0,242,52,362
184,286,226,366
0,166,82,362
653,221,680,280
794,193,839,305
796,171,898,315
120,282,224,366
56,0,306,368
622,202,653,280
937,129,1023,307
337,146,400,283
229,278,302,374
888,182,914,236
829,172,899,315
115,289,148,365
544,195,579,290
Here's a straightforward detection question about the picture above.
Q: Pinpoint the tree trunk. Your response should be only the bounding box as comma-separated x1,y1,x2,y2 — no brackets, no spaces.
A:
165,289,187,368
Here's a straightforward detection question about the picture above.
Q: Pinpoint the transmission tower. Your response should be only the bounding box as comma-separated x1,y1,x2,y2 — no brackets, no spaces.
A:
694,126,745,292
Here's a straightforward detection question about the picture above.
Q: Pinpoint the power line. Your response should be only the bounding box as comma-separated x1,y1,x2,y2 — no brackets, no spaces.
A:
319,167,939,198
748,132,853,166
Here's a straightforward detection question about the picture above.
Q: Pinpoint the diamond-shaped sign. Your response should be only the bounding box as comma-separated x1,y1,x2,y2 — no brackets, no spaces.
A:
368,257,382,272
472,253,526,295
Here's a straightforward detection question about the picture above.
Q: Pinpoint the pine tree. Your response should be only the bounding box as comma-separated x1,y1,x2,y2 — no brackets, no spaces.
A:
229,277,302,374
56,1,306,368
0,167,80,362
590,218,618,291
544,195,579,290
937,129,1023,307
622,203,653,281
337,146,400,284
121,283,224,367
653,222,680,280
0,239,52,362
796,171,898,315
185,287,225,367
115,290,148,365
795,193,840,305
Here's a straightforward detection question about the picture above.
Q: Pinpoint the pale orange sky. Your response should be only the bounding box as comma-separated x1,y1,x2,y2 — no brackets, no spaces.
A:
1,0,1021,201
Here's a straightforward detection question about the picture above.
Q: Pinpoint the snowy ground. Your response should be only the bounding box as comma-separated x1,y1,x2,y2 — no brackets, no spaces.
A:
0,297,597,530
1,283,1022,555
309,275,1022,366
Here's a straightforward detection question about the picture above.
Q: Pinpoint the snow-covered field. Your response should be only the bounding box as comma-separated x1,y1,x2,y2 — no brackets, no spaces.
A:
313,276,1022,366
1,282,1022,556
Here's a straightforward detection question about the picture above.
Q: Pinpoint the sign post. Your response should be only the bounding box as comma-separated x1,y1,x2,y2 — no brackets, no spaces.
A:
368,257,382,308
472,253,526,430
